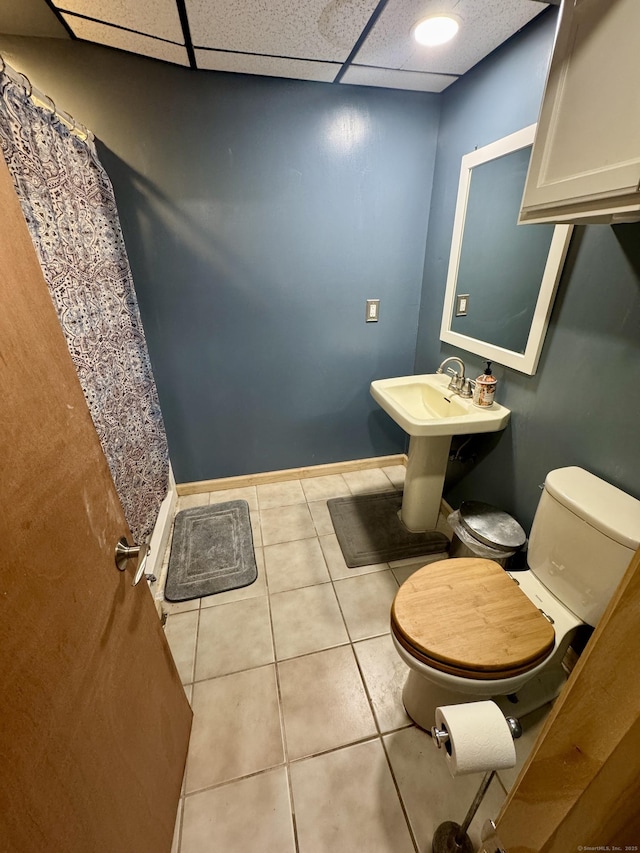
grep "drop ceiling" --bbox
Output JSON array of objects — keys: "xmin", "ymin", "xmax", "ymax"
[{"xmin": 2, "ymin": 0, "xmax": 550, "ymax": 93}]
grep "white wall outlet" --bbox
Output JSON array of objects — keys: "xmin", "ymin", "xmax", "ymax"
[{"xmin": 366, "ymin": 299, "xmax": 380, "ymax": 322}]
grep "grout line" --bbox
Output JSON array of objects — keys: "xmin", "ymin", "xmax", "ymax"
[
  {"xmin": 262, "ymin": 539, "xmax": 300, "ymax": 852},
  {"xmin": 287, "ymin": 733, "xmax": 382, "ymax": 766},
  {"xmin": 183, "ymin": 761, "xmax": 288, "ymax": 800},
  {"xmin": 380, "ymin": 734, "xmax": 421, "ymax": 853},
  {"xmin": 285, "ymin": 763, "xmax": 301, "ymax": 853},
  {"xmin": 350, "ymin": 634, "xmax": 383, "ymax": 738},
  {"xmin": 188, "ymin": 599, "xmax": 202, "ymax": 698},
  {"xmin": 318, "ymin": 523, "xmax": 359, "ymax": 655},
  {"xmin": 182, "ymin": 630, "xmax": 395, "ymax": 687},
  {"xmin": 179, "ymin": 723, "xmax": 412, "ymax": 802},
  {"xmin": 180, "ymin": 727, "xmax": 412, "ymax": 803},
  {"xmin": 265, "ymin": 579, "xmax": 290, "ymax": 763},
  {"xmin": 175, "ymin": 599, "xmax": 410, "ymax": 681}
]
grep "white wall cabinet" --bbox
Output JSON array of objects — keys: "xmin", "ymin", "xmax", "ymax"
[{"xmin": 519, "ymin": 0, "xmax": 640, "ymax": 225}]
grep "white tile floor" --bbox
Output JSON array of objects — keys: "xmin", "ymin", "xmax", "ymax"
[{"xmin": 162, "ymin": 465, "xmax": 548, "ymax": 853}]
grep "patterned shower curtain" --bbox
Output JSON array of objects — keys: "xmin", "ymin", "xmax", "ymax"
[{"xmin": 0, "ymin": 71, "xmax": 168, "ymax": 543}]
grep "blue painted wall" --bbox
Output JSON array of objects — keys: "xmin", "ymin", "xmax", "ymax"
[
  {"xmin": 0, "ymin": 37, "xmax": 439, "ymax": 483},
  {"xmin": 102, "ymin": 74, "xmax": 440, "ymax": 482},
  {"xmin": 417, "ymin": 10, "xmax": 640, "ymax": 529},
  {"xmin": 4, "ymin": 13, "xmax": 640, "ymax": 515}
]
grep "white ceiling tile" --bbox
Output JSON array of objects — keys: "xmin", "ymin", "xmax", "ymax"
[
  {"xmin": 54, "ymin": 0, "xmax": 184, "ymax": 44},
  {"xmin": 186, "ymin": 0, "xmax": 379, "ymax": 62},
  {"xmin": 15, "ymin": 0, "xmax": 550, "ymax": 91},
  {"xmin": 341, "ymin": 64, "xmax": 457, "ymax": 94},
  {"xmin": 355, "ymin": 0, "xmax": 545, "ymax": 76},
  {"xmin": 54, "ymin": 0, "xmax": 184, "ymax": 43},
  {"xmin": 194, "ymin": 50, "xmax": 339, "ymax": 83},
  {"xmin": 62, "ymin": 15, "xmax": 191, "ymax": 67}
]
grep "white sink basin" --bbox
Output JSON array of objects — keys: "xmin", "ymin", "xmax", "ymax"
[
  {"xmin": 370, "ymin": 373, "xmax": 510, "ymax": 532},
  {"xmin": 370, "ymin": 373, "xmax": 510, "ymax": 437}
]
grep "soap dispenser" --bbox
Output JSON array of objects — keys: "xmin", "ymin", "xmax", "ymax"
[{"xmin": 472, "ymin": 361, "xmax": 497, "ymax": 408}]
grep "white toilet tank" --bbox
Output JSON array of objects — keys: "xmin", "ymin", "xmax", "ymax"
[{"xmin": 528, "ymin": 467, "xmax": 640, "ymax": 626}]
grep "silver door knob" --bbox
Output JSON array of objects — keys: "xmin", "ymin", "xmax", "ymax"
[{"xmin": 114, "ymin": 537, "xmax": 154, "ymax": 586}]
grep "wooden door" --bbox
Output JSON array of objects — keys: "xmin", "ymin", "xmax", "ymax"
[
  {"xmin": 479, "ymin": 546, "xmax": 640, "ymax": 851},
  {"xmin": 0, "ymin": 153, "xmax": 192, "ymax": 853}
]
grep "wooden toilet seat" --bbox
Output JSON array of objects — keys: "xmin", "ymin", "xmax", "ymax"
[{"xmin": 391, "ymin": 558, "xmax": 556, "ymax": 680}]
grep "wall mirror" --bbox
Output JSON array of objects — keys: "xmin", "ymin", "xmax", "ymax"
[{"xmin": 440, "ymin": 125, "xmax": 573, "ymax": 375}]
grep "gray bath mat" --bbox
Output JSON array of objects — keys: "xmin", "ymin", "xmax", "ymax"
[
  {"xmin": 327, "ymin": 491, "xmax": 449, "ymax": 568},
  {"xmin": 165, "ymin": 500, "xmax": 257, "ymax": 601}
]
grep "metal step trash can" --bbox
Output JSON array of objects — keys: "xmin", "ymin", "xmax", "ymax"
[{"xmin": 447, "ymin": 500, "xmax": 526, "ymax": 570}]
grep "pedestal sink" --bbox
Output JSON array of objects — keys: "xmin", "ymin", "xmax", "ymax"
[{"xmin": 370, "ymin": 373, "xmax": 510, "ymax": 532}]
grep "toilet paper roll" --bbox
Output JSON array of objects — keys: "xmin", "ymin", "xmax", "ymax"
[{"xmin": 435, "ymin": 701, "xmax": 516, "ymax": 777}]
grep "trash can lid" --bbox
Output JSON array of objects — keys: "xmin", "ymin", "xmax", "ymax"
[{"xmin": 459, "ymin": 501, "xmax": 526, "ymax": 552}]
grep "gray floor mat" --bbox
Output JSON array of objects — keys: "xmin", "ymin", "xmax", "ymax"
[
  {"xmin": 165, "ymin": 500, "xmax": 257, "ymax": 601},
  {"xmin": 327, "ymin": 491, "xmax": 449, "ymax": 568}
]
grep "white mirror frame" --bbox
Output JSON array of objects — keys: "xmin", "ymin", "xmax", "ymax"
[{"xmin": 440, "ymin": 125, "xmax": 573, "ymax": 375}]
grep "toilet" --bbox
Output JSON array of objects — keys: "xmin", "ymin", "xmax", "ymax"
[{"xmin": 391, "ymin": 466, "xmax": 640, "ymax": 728}]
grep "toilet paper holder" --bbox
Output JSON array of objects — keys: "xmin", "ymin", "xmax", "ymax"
[
  {"xmin": 431, "ymin": 714, "xmax": 522, "ymax": 751},
  {"xmin": 430, "ymin": 714, "xmax": 522, "ymax": 853}
]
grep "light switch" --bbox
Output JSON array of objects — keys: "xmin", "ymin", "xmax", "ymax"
[
  {"xmin": 455, "ymin": 293, "xmax": 469, "ymax": 316},
  {"xmin": 366, "ymin": 299, "xmax": 380, "ymax": 322}
]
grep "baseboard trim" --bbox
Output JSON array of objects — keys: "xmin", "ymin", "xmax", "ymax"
[
  {"xmin": 440, "ymin": 497, "xmax": 454, "ymax": 517},
  {"xmin": 177, "ymin": 454, "xmax": 407, "ymax": 496}
]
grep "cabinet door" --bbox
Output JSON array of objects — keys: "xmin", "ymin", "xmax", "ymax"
[{"xmin": 520, "ymin": 0, "xmax": 640, "ymax": 223}]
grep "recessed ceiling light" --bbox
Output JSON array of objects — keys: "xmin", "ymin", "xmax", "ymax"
[{"xmin": 413, "ymin": 15, "xmax": 460, "ymax": 47}]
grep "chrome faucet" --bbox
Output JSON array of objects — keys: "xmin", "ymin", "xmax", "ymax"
[{"xmin": 436, "ymin": 356, "xmax": 473, "ymax": 397}]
